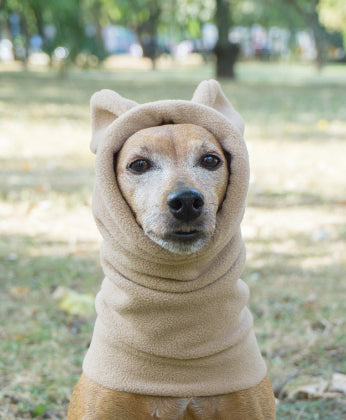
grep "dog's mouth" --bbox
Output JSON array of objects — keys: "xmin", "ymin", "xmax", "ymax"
[
  {"xmin": 164, "ymin": 229, "xmax": 203, "ymax": 241},
  {"xmin": 145, "ymin": 227, "xmax": 211, "ymax": 254},
  {"xmin": 172, "ymin": 230, "xmax": 199, "ymax": 239}
]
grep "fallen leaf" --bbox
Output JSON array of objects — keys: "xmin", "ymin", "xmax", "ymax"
[
  {"xmin": 23, "ymin": 160, "xmax": 32, "ymax": 172},
  {"xmin": 328, "ymin": 373, "xmax": 346, "ymax": 395},
  {"xmin": 321, "ymin": 392, "xmax": 346, "ymax": 399},
  {"xmin": 317, "ymin": 119, "xmax": 329, "ymax": 131},
  {"xmin": 289, "ymin": 379, "xmax": 328, "ymax": 400},
  {"xmin": 34, "ymin": 185, "xmax": 45, "ymax": 193},
  {"xmin": 12, "ymin": 334, "xmax": 25, "ymax": 341},
  {"xmin": 303, "ymin": 293, "xmax": 318, "ymax": 310},
  {"xmin": 8, "ymin": 286, "xmax": 30, "ymax": 299},
  {"xmin": 311, "ymin": 319, "xmax": 329, "ymax": 332},
  {"xmin": 59, "ymin": 291, "xmax": 94, "ymax": 316},
  {"xmin": 52, "ymin": 286, "xmax": 70, "ymax": 301}
]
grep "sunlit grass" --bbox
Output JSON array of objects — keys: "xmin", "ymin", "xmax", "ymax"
[{"xmin": 1, "ymin": 62, "xmax": 345, "ymax": 419}]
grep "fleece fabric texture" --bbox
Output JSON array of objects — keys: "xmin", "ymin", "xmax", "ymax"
[{"xmin": 82, "ymin": 80, "xmax": 267, "ymax": 397}]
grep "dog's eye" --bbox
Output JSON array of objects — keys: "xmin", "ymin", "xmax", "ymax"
[
  {"xmin": 200, "ymin": 154, "xmax": 221, "ymax": 170},
  {"xmin": 128, "ymin": 159, "xmax": 151, "ymax": 174}
]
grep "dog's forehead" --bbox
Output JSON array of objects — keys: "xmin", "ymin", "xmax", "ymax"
[{"xmin": 119, "ymin": 124, "xmax": 223, "ymax": 158}]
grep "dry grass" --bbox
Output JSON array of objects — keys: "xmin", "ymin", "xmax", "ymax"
[{"xmin": 0, "ymin": 62, "xmax": 345, "ymax": 419}]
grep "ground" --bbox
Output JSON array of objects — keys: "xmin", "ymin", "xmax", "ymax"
[{"xmin": 0, "ymin": 61, "xmax": 345, "ymax": 419}]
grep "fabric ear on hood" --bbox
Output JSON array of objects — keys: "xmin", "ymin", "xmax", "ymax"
[
  {"xmin": 90, "ymin": 89, "xmax": 138, "ymax": 153},
  {"xmin": 191, "ymin": 79, "xmax": 245, "ymax": 136}
]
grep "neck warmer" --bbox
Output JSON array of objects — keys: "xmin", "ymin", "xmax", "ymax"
[{"xmin": 82, "ymin": 80, "xmax": 267, "ymax": 397}]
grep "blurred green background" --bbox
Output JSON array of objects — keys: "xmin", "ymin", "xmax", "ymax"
[{"xmin": 0, "ymin": 1, "xmax": 345, "ymax": 419}]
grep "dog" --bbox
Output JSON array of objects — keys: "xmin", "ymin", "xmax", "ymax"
[{"xmin": 68, "ymin": 81, "xmax": 276, "ymax": 420}]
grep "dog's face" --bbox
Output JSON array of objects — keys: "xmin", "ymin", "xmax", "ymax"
[{"xmin": 116, "ymin": 124, "xmax": 229, "ymax": 254}]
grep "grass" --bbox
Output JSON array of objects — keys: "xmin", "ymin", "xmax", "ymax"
[{"xmin": 0, "ymin": 61, "xmax": 345, "ymax": 419}]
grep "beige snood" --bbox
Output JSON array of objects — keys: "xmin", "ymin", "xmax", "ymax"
[{"xmin": 82, "ymin": 80, "xmax": 267, "ymax": 396}]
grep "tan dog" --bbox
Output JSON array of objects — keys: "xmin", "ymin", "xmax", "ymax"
[{"xmin": 68, "ymin": 123, "xmax": 276, "ymax": 419}]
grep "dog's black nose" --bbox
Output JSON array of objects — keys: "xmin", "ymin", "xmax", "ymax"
[{"xmin": 167, "ymin": 188, "xmax": 204, "ymax": 222}]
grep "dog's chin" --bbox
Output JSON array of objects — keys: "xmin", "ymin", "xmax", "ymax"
[{"xmin": 146, "ymin": 231, "xmax": 211, "ymax": 255}]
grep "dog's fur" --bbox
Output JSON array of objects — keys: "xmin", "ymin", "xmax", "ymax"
[
  {"xmin": 69, "ymin": 372, "xmax": 275, "ymax": 419},
  {"xmin": 116, "ymin": 124, "xmax": 229, "ymax": 254},
  {"xmin": 68, "ymin": 123, "xmax": 276, "ymax": 419}
]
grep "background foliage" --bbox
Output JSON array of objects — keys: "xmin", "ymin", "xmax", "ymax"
[{"xmin": 0, "ymin": 0, "xmax": 344, "ymax": 72}]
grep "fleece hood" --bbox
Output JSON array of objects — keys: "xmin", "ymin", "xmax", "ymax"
[{"xmin": 82, "ymin": 80, "xmax": 267, "ymax": 396}]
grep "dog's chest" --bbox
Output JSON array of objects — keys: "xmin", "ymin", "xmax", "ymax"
[{"xmin": 149, "ymin": 396, "xmax": 221, "ymax": 419}]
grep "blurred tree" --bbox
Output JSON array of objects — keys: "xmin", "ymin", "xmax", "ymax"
[
  {"xmin": 280, "ymin": 0, "xmax": 330, "ymax": 68},
  {"xmin": 0, "ymin": 0, "xmax": 33, "ymax": 62},
  {"xmin": 1, "ymin": 0, "xmax": 341, "ymax": 75},
  {"xmin": 105, "ymin": 0, "xmax": 162, "ymax": 68},
  {"xmin": 233, "ymin": 0, "xmax": 305, "ymax": 29},
  {"xmin": 0, "ymin": 0, "xmax": 107, "ymax": 65},
  {"xmin": 233, "ymin": 0, "xmax": 339, "ymax": 68},
  {"xmin": 214, "ymin": 0, "xmax": 239, "ymax": 78},
  {"xmin": 318, "ymin": 0, "xmax": 346, "ymax": 49},
  {"xmin": 83, "ymin": 0, "xmax": 109, "ymax": 60},
  {"xmin": 173, "ymin": 0, "xmax": 215, "ymax": 39},
  {"xmin": 39, "ymin": 0, "xmax": 107, "ymax": 62},
  {"xmin": 102, "ymin": 0, "xmax": 214, "ymax": 68}
]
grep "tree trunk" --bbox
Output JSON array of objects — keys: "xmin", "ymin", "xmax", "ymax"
[
  {"xmin": 308, "ymin": 8, "xmax": 326, "ymax": 70},
  {"xmin": 283, "ymin": 0, "xmax": 326, "ymax": 70},
  {"xmin": 214, "ymin": 43, "xmax": 239, "ymax": 78},
  {"xmin": 31, "ymin": 4, "xmax": 45, "ymax": 42},
  {"xmin": 214, "ymin": 0, "xmax": 239, "ymax": 79},
  {"xmin": 136, "ymin": 5, "xmax": 161, "ymax": 69},
  {"xmin": 91, "ymin": 1, "xmax": 107, "ymax": 61},
  {"xmin": 19, "ymin": 13, "xmax": 29, "ymax": 68}
]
